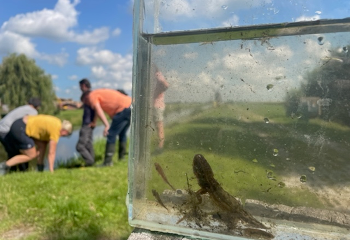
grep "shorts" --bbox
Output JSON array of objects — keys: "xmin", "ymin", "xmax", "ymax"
[
  {"xmin": 153, "ymin": 107, "xmax": 165, "ymax": 122},
  {"xmin": 4, "ymin": 119, "xmax": 35, "ymax": 157}
]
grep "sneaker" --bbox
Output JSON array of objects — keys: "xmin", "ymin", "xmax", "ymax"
[{"xmin": 0, "ymin": 162, "xmax": 9, "ymax": 176}]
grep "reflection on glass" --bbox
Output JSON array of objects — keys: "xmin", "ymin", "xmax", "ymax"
[{"xmin": 130, "ymin": 1, "xmax": 350, "ymax": 239}]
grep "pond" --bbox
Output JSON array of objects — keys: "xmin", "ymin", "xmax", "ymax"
[{"xmin": 54, "ymin": 125, "xmax": 106, "ymax": 167}]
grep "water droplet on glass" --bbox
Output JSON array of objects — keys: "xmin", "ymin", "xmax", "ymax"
[
  {"xmin": 266, "ymin": 84, "xmax": 274, "ymax": 90},
  {"xmin": 317, "ymin": 36, "xmax": 324, "ymax": 45},
  {"xmin": 278, "ymin": 182, "xmax": 285, "ymax": 188},
  {"xmin": 315, "ymin": 11, "xmax": 322, "ymax": 15},
  {"xmin": 266, "ymin": 171, "xmax": 276, "ymax": 181},
  {"xmin": 300, "ymin": 175, "xmax": 307, "ymax": 183},
  {"xmin": 308, "ymin": 166, "xmax": 315, "ymax": 172},
  {"xmin": 252, "ymin": 159, "xmax": 258, "ymax": 163},
  {"xmin": 264, "ymin": 118, "xmax": 270, "ymax": 123},
  {"xmin": 221, "ymin": 5, "xmax": 228, "ymax": 10},
  {"xmin": 343, "ymin": 46, "xmax": 348, "ymax": 53},
  {"xmin": 273, "ymin": 149, "xmax": 279, "ymax": 156}
]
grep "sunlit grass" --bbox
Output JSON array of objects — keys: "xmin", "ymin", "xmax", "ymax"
[{"xmin": 0, "ymin": 140, "xmax": 133, "ymax": 240}]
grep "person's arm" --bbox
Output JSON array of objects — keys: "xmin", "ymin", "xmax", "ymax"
[
  {"xmin": 156, "ymin": 71, "xmax": 169, "ymax": 89},
  {"xmin": 89, "ymin": 111, "xmax": 98, "ymax": 128},
  {"xmin": 93, "ymin": 102, "xmax": 110, "ymax": 136},
  {"xmin": 48, "ymin": 140, "xmax": 57, "ymax": 172}
]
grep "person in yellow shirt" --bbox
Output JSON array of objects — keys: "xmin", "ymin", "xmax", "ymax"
[{"xmin": 0, "ymin": 115, "xmax": 73, "ymax": 175}]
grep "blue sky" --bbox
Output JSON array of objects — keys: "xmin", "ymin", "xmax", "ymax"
[
  {"xmin": 0, "ymin": 0, "xmax": 349, "ymax": 101},
  {"xmin": 0, "ymin": 0, "xmax": 134, "ymax": 100}
]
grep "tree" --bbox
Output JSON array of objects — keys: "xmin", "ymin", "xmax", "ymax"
[
  {"xmin": 285, "ymin": 45, "xmax": 350, "ymax": 125},
  {"xmin": 0, "ymin": 53, "xmax": 57, "ymax": 114}
]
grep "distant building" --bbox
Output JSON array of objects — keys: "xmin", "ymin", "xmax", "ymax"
[{"xmin": 56, "ymin": 98, "xmax": 82, "ymax": 110}]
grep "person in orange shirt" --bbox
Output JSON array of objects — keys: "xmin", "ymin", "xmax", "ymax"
[
  {"xmin": 86, "ymin": 88, "xmax": 132, "ymax": 166},
  {"xmin": 0, "ymin": 115, "xmax": 73, "ymax": 175}
]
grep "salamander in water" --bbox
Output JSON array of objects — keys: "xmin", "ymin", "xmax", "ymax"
[{"xmin": 192, "ymin": 154, "xmax": 272, "ymax": 232}]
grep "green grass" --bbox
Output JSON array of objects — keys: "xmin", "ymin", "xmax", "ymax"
[
  {"xmin": 56, "ymin": 109, "xmax": 84, "ymax": 128},
  {"xmin": 0, "ymin": 140, "xmax": 133, "ymax": 240}
]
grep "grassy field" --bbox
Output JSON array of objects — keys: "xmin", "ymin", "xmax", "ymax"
[
  {"xmin": 56, "ymin": 109, "xmax": 84, "ymax": 128},
  {"xmin": 0, "ymin": 139, "xmax": 133, "ymax": 240}
]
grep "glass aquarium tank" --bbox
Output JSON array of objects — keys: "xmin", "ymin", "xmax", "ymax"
[{"xmin": 128, "ymin": 1, "xmax": 350, "ymax": 239}]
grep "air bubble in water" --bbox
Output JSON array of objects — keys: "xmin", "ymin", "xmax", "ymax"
[
  {"xmin": 222, "ymin": 5, "xmax": 228, "ymax": 10},
  {"xmin": 264, "ymin": 118, "xmax": 270, "ymax": 123},
  {"xmin": 300, "ymin": 175, "xmax": 307, "ymax": 183},
  {"xmin": 317, "ymin": 36, "xmax": 324, "ymax": 45},
  {"xmin": 273, "ymin": 148, "xmax": 279, "ymax": 156}
]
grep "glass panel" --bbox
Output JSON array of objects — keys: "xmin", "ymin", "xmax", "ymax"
[
  {"xmin": 143, "ymin": 0, "xmax": 350, "ymax": 33},
  {"xmin": 129, "ymin": 1, "xmax": 350, "ymax": 239}
]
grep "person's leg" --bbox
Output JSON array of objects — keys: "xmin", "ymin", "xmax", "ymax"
[
  {"xmin": 153, "ymin": 107, "xmax": 165, "ymax": 154},
  {"xmin": 118, "ymin": 121, "xmax": 130, "ymax": 160},
  {"xmin": 76, "ymin": 125, "xmax": 95, "ymax": 166},
  {"xmin": 103, "ymin": 108, "xmax": 131, "ymax": 166},
  {"xmin": 1, "ymin": 119, "xmax": 35, "ymax": 174},
  {"xmin": 5, "ymin": 147, "xmax": 37, "ymax": 167},
  {"xmin": 86, "ymin": 127, "xmax": 95, "ymax": 163},
  {"xmin": 156, "ymin": 120, "xmax": 165, "ymax": 149},
  {"xmin": 34, "ymin": 140, "xmax": 46, "ymax": 171},
  {"xmin": 0, "ymin": 133, "xmax": 19, "ymax": 172}
]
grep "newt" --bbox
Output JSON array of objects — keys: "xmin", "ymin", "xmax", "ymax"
[
  {"xmin": 152, "ymin": 189, "xmax": 168, "ymax": 211},
  {"xmin": 192, "ymin": 154, "xmax": 271, "ymax": 231},
  {"xmin": 154, "ymin": 163, "xmax": 176, "ymax": 191}
]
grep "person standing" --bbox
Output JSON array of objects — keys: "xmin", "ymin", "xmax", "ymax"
[
  {"xmin": 152, "ymin": 66, "xmax": 169, "ymax": 154},
  {"xmin": 76, "ymin": 79, "xmax": 95, "ymax": 166},
  {"xmin": 0, "ymin": 97, "xmax": 41, "ymax": 172},
  {"xmin": 86, "ymin": 88, "xmax": 132, "ymax": 166},
  {"xmin": 0, "ymin": 115, "xmax": 73, "ymax": 175}
]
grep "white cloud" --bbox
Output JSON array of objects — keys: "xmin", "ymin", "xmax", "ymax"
[
  {"xmin": 76, "ymin": 47, "xmax": 133, "ymax": 90},
  {"xmin": 222, "ymin": 15, "xmax": 239, "ymax": 27},
  {"xmin": 0, "ymin": 31, "xmax": 68, "ymax": 66},
  {"xmin": 1, "ymin": 0, "xmax": 109, "ymax": 44},
  {"xmin": 68, "ymin": 75, "xmax": 78, "ymax": 80},
  {"xmin": 295, "ymin": 15, "xmax": 321, "ymax": 22},
  {"xmin": 54, "ymin": 85, "xmax": 60, "ymax": 91},
  {"xmin": 148, "ymin": 0, "xmax": 271, "ymax": 21},
  {"xmin": 183, "ymin": 52, "xmax": 198, "ymax": 59},
  {"xmin": 112, "ymin": 28, "xmax": 121, "ymax": 37},
  {"xmin": 0, "ymin": 31, "xmax": 37, "ymax": 57},
  {"xmin": 0, "ymin": 0, "xmax": 110, "ymax": 66},
  {"xmin": 51, "ymin": 74, "xmax": 58, "ymax": 80}
]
